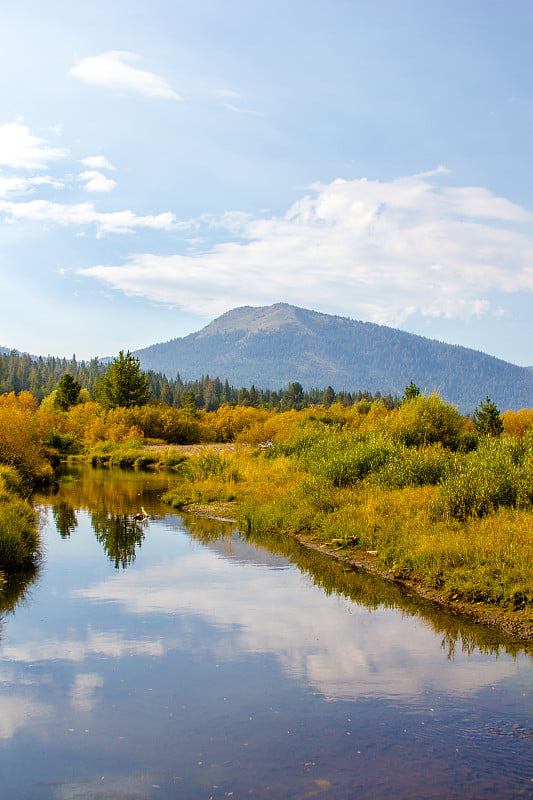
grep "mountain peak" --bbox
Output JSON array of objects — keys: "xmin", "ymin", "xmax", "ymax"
[
  {"xmin": 134, "ymin": 303, "xmax": 533, "ymax": 411},
  {"xmin": 197, "ymin": 303, "xmax": 308, "ymax": 338}
]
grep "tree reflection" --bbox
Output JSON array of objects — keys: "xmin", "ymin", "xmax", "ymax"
[
  {"xmin": 178, "ymin": 515, "xmax": 530, "ymax": 658},
  {"xmin": 91, "ymin": 505, "xmax": 146, "ymax": 569},
  {"xmin": 52, "ymin": 501, "xmax": 78, "ymax": 539},
  {"xmin": 0, "ymin": 568, "xmax": 39, "ymax": 643}
]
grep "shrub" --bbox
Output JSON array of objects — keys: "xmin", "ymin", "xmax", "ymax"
[
  {"xmin": 502, "ymin": 408, "xmax": 533, "ymax": 438},
  {"xmin": 436, "ymin": 436, "xmax": 533, "ymax": 520},
  {"xmin": 370, "ymin": 444, "xmax": 451, "ymax": 489},
  {"xmin": 44, "ymin": 429, "xmax": 79, "ymax": 454},
  {"xmin": 385, "ymin": 393, "xmax": 464, "ymax": 449},
  {"xmin": 0, "ymin": 392, "xmax": 49, "ymax": 481},
  {"xmin": 0, "ymin": 465, "xmax": 23, "ymax": 495},
  {"xmin": 157, "ymin": 450, "xmax": 187, "ymax": 468}
]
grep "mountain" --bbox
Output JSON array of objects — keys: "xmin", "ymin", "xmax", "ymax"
[{"xmin": 134, "ymin": 303, "xmax": 533, "ymax": 412}]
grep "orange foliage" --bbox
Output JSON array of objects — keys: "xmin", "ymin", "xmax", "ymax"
[
  {"xmin": 0, "ymin": 392, "xmax": 49, "ymax": 479},
  {"xmin": 502, "ymin": 409, "xmax": 533, "ymax": 438}
]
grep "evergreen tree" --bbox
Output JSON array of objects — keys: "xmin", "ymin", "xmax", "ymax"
[
  {"xmin": 238, "ymin": 387, "xmax": 251, "ymax": 406},
  {"xmin": 283, "ymin": 381, "xmax": 304, "ymax": 411},
  {"xmin": 322, "ymin": 386, "xmax": 336, "ymax": 407},
  {"xmin": 55, "ymin": 373, "xmax": 82, "ymax": 411},
  {"xmin": 473, "ymin": 396, "xmax": 503, "ymax": 437},
  {"xmin": 402, "ymin": 380, "xmax": 421, "ymax": 403},
  {"xmin": 96, "ymin": 351, "xmax": 151, "ymax": 409},
  {"xmin": 181, "ymin": 390, "xmax": 198, "ymax": 418}
]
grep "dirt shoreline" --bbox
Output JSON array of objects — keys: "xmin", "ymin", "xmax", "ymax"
[{"xmin": 184, "ymin": 501, "xmax": 533, "ymax": 646}]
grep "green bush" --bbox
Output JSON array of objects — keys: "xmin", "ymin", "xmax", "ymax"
[
  {"xmin": 436, "ymin": 436, "xmax": 533, "ymax": 520},
  {"xmin": 157, "ymin": 450, "xmax": 187, "ymax": 468},
  {"xmin": 301, "ymin": 432, "xmax": 397, "ymax": 487},
  {"xmin": 133, "ymin": 454, "xmax": 158, "ymax": 468},
  {"xmin": 45, "ymin": 429, "xmax": 79, "ymax": 454},
  {"xmin": 370, "ymin": 444, "xmax": 451, "ymax": 489},
  {"xmin": 0, "ymin": 464, "xmax": 23, "ymax": 495},
  {"xmin": 388, "ymin": 393, "xmax": 464, "ymax": 449}
]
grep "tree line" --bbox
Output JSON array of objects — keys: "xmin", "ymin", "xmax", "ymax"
[{"xmin": 0, "ymin": 349, "xmax": 401, "ymax": 412}]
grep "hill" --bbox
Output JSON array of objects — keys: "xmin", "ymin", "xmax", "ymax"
[{"xmin": 134, "ymin": 303, "xmax": 533, "ymax": 412}]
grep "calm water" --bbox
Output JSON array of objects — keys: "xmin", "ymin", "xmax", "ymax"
[{"xmin": 0, "ymin": 465, "xmax": 532, "ymax": 800}]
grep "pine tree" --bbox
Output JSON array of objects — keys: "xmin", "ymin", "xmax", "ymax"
[
  {"xmin": 55, "ymin": 373, "xmax": 82, "ymax": 411},
  {"xmin": 96, "ymin": 351, "xmax": 151, "ymax": 409},
  {"xmin": 473, "ymin": 396, "xmax": 503, "ymax": 437},
  {"xmin": 402, "ymin": 380, "xmax": 421, "ymax": 403}
]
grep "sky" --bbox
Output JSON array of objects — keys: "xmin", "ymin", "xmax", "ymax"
[{"xmin": 1, "ymin": 0, "xmax": 532, "ymax": 365}]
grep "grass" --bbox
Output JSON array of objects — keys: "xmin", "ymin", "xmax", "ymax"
[
  {"xmin": 77, "ymin": 441, "xmax": 189, "ymax": 471},
  {"xmin": 0, "ymin": 464, "xmax": 41, "ymax": 573},
  {"xmin": 162, "ymin": 426, "xmax": 533, "ymax": 622}
]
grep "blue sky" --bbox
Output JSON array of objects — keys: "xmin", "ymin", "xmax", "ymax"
[{"xmin": 1, "ymin": 0, "xmax": 532, "ymax": 365}]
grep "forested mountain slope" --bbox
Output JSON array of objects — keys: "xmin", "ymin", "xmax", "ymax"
[{"xmin": 134, "ymin": 303, "xmax": 533, "ymax": 412}]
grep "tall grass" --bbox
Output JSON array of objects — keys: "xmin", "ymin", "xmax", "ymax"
[
  {"xmin": 0, "ymin": 465, "xmax": 41, "ymax": 572},
  {"xmin": 163, "ymin": 424, "xmax": 533, "ymax": 614}
]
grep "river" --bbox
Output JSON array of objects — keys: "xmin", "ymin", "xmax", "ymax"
[{"xmin": 0, "ymin": 465, "xmax": 531, "ymax": 799}]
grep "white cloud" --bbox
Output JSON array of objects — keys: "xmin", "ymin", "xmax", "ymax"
[
  {"xmin": 0, "ymin": 175, "xmax": 64, "ymax": 198},
  {"xmin": 0, "ymin": 198, "xmax": 177, "ymax": 235},
  {"xmin": 213, "ymin": 88, "xmax": 261, "ymax": 115},
  {"xmin": 79, "ymin": 170, "xmax": 117, "ymax": 192},
  {"xmin": 213, "ymin": 89, "xmax": 241, "ymax": 100},
  {"xmin": 81, "ymin": 155, "xmax": 116, "ymax": 171},
  {"xmin": 0, "ymin": 122, "xmax": 66, "ymax": 169},
  {"xmin": 69, "ymin": 51, "xmax": 181, "ymax": 100},
  {"xmin": 78, "ymin": 171, "xmax": 533, "ymax": 324},
  {"xmin": 223, "ymin": 103, "xmax": 262, "ymax": 116}
]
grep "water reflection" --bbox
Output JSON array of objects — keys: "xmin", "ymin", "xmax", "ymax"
[
  {"xmin": 181, "ymin": 514, "xmax": 529, "ymax": 660},
  {"xmin": 0, "ymin": 466, "xmax": 531, "ymax": 800},
  {"xmin": 51, "ymin": 501, "xmax": 78, "ymax": 539},
  {"xmin": 91, "ymin": 505, "xmax": 146, "ymax": 569},
  {"xmin": 0, "ymin": 569, "xmax": 38, "ymax": 617},
  {"xmin": 71, "ymin": 517, "xmax": 526, "ymax": 704},
  {"xmin": 38, "ymin": 463, "xmax": 175, "ymax": 515},
  {"xmin": 34, "ymin": 464, "xmax": 174, "ymax": 568}
]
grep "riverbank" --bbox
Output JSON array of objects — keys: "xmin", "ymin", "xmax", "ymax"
[
  {"xmin": 181, "ymin": 498, "xmax": 533, "ymax": 643},
  {"xmin": 0, "ymin": 465, "xmax": 41, "ymax": 573},
  {"xmin": 162, "ymin": 428, "xmax": 533, "ymax": 644}
]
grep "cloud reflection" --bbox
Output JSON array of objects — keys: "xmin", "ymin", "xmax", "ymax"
[
  {"xmin": 0, "ymin": 695, "xmax": 51, "ymax": 739},
  {"xmin": 72, "ymin": 547, "xmax": 521, "ymax": 702},
  {"xmin": 1, "ymin": 628, "xmax": 165, "ymax": 663}
]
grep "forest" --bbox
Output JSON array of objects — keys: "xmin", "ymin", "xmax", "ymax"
[{"xmin": 0, "ymin": 348, "xmax": 400, "ymax": 411}]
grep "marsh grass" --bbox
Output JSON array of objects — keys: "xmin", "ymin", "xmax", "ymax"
[
  {"xmin": 157, "ymin": 450, "xmax": 187, "ymax": 469},
  {"xmin": 0, "ymin": 466, "xmax": 41, "ymax": 572},
  {"xmin": 163, "ymin": 429, "xmax": 533, "ymax": 612}
]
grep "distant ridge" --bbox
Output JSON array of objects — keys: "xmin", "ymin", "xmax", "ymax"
[{"xmin": 134, "ymin": 303, "xmax": 533, "ymax": 412}]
